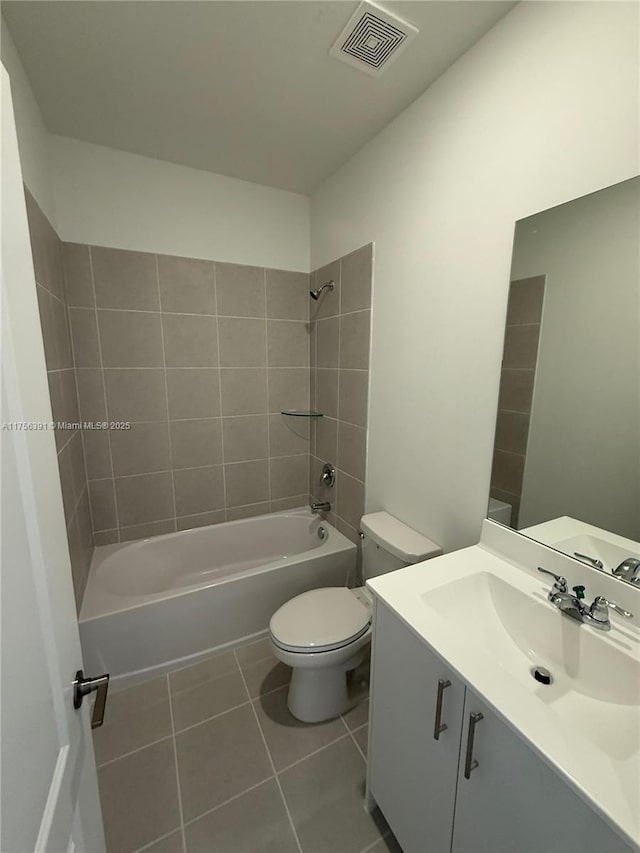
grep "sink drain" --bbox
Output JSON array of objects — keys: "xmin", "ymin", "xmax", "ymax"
[{"xmin": 531, "ymin": 666, "xmax": 553, "ymax": 685}]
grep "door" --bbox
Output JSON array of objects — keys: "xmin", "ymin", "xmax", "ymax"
[
  {"xmin": 368, "ymin": 600, "xmax": 465, "ymax": 853},
  {"xmin": 452, "ymin": 689, "xmax": 631, "ymax": 853},
  {"xmin": 1, "ymin": 65, "xmax": 105, "ymax": 852}
]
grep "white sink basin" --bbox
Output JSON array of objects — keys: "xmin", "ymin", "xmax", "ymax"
[{"xmin": 423, "ymin": 571, "xmax": 640, "ymax": 760}]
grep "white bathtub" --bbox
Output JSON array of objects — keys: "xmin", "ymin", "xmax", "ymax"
[{"xmin": 79, "ymin": 508, "xmax": 356, "ymax": 679}]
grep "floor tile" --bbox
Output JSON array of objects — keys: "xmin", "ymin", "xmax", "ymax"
[
  {"xmin": 138, "ymin": 830, "xmax": 184, "ymax": 853},
  {"xmin": 171, "ymin": 670, "xmax": 249, "ymax": 731},
  {"xmin": 175, "ymin": 704, "xmax": 273, "ymax": 822},
  {"xmin": 235, "ymin": 637, "xmax": 273, "ymax": 667},
  {"xmin": 343, "ymin": 698, "xmax": 369, "ymax": 732},
  {"xmin": 362, "ymin": 831, "xmax": 404, "ymax": 853},
  {"xmin": 97, "ymin": 738, "xmax": 180, "ymax": 853},
  {"xmin": 184, "ymin": 779, "xmax": 298, "ymax": 853},
  {"xmin": 93, "ymin": 676, "xmax": 172, "ymax": 766},
  {"xmin": 169, "ymin": 650, "xmax": 238, "ymax": 694},
  {"xmin": 279, "ymin": 737, "xmax": 382, "ymax": 853},
  {"xmin": 254, "ymin": 686, "xmax": 348, "ymax": 771},
  {"xmin": 353, "ymin": 725, "xmax": 368, "ymax": 757},
  {"xmin": 241, "ymin": 655, "xmax": 291, "ymax": 698}
]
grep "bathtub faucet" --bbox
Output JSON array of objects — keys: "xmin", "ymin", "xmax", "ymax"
[{"xmin": 311, "ymin": 501, "xmax": 331, "ymax": 514}]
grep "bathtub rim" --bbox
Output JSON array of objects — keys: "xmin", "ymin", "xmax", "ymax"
[{"xmin": 80, "ymin": 506, "xmax": 356, "ymax": 623}]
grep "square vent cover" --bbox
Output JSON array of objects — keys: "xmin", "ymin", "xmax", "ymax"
[{"xmin": 330, "ymin": 1, "xmax": 419, "ymax": 78}]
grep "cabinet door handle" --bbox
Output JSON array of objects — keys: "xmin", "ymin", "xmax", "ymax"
[
  {"xmin": 463, "ymin": 711, "xmax": 484, "ymax": 779},
  {"xmin": 433, "ymin": 678, "xmax": 451, "ymax": 740}
]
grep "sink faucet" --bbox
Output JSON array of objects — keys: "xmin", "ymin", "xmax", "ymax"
[
  {"xmin": 537, "ymin": 567, "xmax": 633, "ymax": 631},
  {"xmin": 612, "ymin": 557, "xmax": 640, "ymax": 585},
  {"xmin": 311, "ymin": 501, "xmax": 331, "ymax": 514}
]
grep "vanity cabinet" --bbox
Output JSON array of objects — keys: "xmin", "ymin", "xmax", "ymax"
[{"xmin": 369, "ymin": 601, "xmax": 632, "ymax": 853}]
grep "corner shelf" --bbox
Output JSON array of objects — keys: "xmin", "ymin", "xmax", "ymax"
[{"xmin": 281, "ymin": 410, "xmax": 324, "ymax": 418}]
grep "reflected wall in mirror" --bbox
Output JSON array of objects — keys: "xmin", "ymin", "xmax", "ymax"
[{"xmin": 488, "ymin": 177, "xmax": 640, "ymax": 583}]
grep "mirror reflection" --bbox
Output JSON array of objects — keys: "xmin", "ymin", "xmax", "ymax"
[{"xmin": 488, "ymin": 177, "xmax": 640, "ymax": 584}]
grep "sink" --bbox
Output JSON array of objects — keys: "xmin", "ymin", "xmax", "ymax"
[
  {"xmin": 553, "ymin": 534, "xmax": 639, "ymax": 574},
  {"xmin": 422, "ymin": 571, "xmax": 640, "ymax": 760}
]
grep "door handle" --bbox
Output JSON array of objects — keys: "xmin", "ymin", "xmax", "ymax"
[
  {"xmin": 73, "ymin": 669, "xmax": 110, "ymax": 729},
  {"xmin": 463, "ymin": 711, "xmax": 484, "ymax": 779},
  {"xmin": 433, "ymin": 678, "xmax": 451, "ymax": 740}
]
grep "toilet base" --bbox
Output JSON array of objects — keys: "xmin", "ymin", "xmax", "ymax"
[{"xmin": 286, "ymin": 648, "xmax": 366, "ymax": 723}]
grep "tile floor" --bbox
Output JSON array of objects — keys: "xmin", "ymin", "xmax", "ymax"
[{"xmin": 94, "ymin": 638, "xmax": 401, "ymax": 853}]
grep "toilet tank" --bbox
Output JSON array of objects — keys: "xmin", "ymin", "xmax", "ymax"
[{"xmin": 360, "ymin": 512, "xmax": 442, "ymax": 580}]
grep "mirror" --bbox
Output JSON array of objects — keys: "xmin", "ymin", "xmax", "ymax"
[{"xmin": 487, "ymin": 177, "xmax": 640, "ymax": 584}]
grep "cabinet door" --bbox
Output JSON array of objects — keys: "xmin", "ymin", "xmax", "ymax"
[
  {"xmin": 452, "ymin": 690, "xmax": 632, "ymax": 853},
  {"xmin": 368, "ymin": 601, "xmax": 465, "ymax": 853}
]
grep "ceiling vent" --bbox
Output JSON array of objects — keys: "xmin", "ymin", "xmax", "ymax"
[{"xmin": 330, "ymin": 1, "xmax": 419, "ymax": 78}]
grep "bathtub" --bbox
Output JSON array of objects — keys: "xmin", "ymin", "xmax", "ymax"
[{"xmin": 79, "ymin": 508, "xmax": 356, "ymax": 679}]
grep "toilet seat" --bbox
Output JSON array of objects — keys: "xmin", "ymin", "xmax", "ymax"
[{"xmin": 269, "ymin": 587, "xmax": 371, "ymax": 654}]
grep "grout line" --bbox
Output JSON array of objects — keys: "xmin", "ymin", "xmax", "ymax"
[
  {"xmin": 212, "ymin": 263, "xmax": 228, "ymax": 521},
  {"xmin": 347, "ymin": 725, "xmax": 367, "ymax": 764},
  {"xmin": 81, "ymin": 306, "xmax": 312, "ymax": 323},
  {"xmin": 95, "ymin": 733, "xmax": 175, "ymax": 770},
  {"xmin": 85, "ymin": 365, "xmax": 308, "ymax": 371},
  {"xmin": 235, "ymin": 651, "xmax": 304, "ymax": 853},
  {"xmin": 88, "ymin": 246, "xmax": 121, "ymax": 542},
  {"xmin": 132, "ymin": 826, "xmax": 184, "ymax": 853},
  {"xmin": 274, "ymin": 732, "xmax": 352, "ymax": 777},
  {"xmin": 180, "ymin": 776, "xmax": 276, "ymax": 832},
  {"xmin": 166, "ymin": 673, "xmax": 188, "ymax": 853},
  {"xmin": 172, "ymin": 699, "xmax": 252, "ymax": 736},
  {"xmin": 155, "ymin": 255, "xmax": 178, "ymax": 533},
  {"xmin": 335, "ymin": 260, "xmax": 343, "ymax": 523}
]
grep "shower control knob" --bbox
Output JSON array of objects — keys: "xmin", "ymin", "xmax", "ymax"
[{"xmin": 321, "ymin": 463, "xmax": 336, "ymax": 488}]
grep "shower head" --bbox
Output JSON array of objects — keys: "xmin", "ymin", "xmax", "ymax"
[{"xmin": 310, "ymin": 280, "xmax": 335, "ymax": 300}]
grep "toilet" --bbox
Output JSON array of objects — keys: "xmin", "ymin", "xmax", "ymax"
[{"xmin": 269, "ymin": 512, "xmax": 442, "ymax": 723}]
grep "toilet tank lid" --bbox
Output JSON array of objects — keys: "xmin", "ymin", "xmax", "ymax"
[{"xmin": 360, "ymin": 512, "xmax": 442, "ymax": 563}]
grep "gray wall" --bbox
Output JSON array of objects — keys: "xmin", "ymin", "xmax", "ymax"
[
  {"xmin": 24, "ymin": 189, "xmax": 93, "ymax": 610},
  {"xmin": 63, "ymin": 247, "xmax": 313, "ymax": 543},
  {"xmin": 309, "ymin": 244, "xmax": 372, "ymax": 546}
]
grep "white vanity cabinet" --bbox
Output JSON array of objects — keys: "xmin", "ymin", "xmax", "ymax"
[{"xmin": 368, "ymin": 600, "xmax": 632, "ymax": 853}]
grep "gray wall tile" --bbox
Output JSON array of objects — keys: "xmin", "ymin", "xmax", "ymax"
[
  {"xmin": 222, "ymin": 415, "xmax": 269, "ymax": 463},
  {"xmin": 497, "ymin": 368, "xmax": 535, "ymax": 413},
  {"xmin": 340, "ymin": 310, "xmax": 370, "ymax": 370},
  {"xmin": 311, "ymin": 260, "xmax": 341, "ymax": 320},
  {"xmin": 225, "ymin": 459, "xmax": 269, "ymax": 507},
  {"xmin": 92, "ymin": 246, "xmax": 160, "ymax": 311},
  {"xmin": 166, "ymin": 368, "xmax": 220, "ymax": 419},
  {"xmin": 506, "ymin": 276, "xmax": 545, "ymax": 325},
  {"xmin": 215, "ymin": 262, "xmax": 265, "ymax": 318},
  {"xmin": 173, "ymin": 465, "xmax": 225, "ymax": 516},
  {"xmin": 220, "ymin": 369, "xmax": 268, "ymax": 416},
  {"xmin": 62, "ymin": 242, "xmax": 94, "ymax": 308},
  {"xmin": 338, "ymin": 370, "xmax": 368, "ymax": 427},
  {"xmin": 158, "ymin": 255, "xmax": 215, "ymax": 314},
  {"xmin": 316, "ymin": 317, "xmax": 340, "ymax": 368},
  {"xmin": 115, "ymin": 472, "xmax": 174, "ymax": 527},
  {"xmin": 219, "ymin": 318, "xmax": 266, "ymax": 367},
  {"xmin": 69, "ymin": 308, "xmax": 101, "ymax": 367},
  {"xmin": 267, "ymin": 368, "xmax": 309, "ymax": 413},
  {"xmin": 76, "ymin": 369, "xmax": 107, "ymax": 421},
  {"xmin": 170, "ymin": 418, "xmax": 223, "ymax": 469},
  {"xmin": 336, "ymin": 472, "xmax": 365, "ymax": 530},
  {"xmin": 315, "ymin": 369, "xmax": 338, "ymax": 419},
  {"xmin": 89, "ymin": 479, "xmax": 118, "ymax": 531},
  {"xmin": 104, "ymin": 369, "xmax": 168, "ymax": 422},
  {"xmin": 340, "ymin": 244, "xmax": 372, "ymax": 313},
  {"xmin": 266, "ymin": 269, "xmax": 309, "ymax": 321},
  {"xmin": 267, "ymin": 320, "xmax": 309, "ymax": 367},
  {"xmin": 338, "ymin": 421, "xmax": 366, "ymax": 482},
  {"xmin": 120, "ymin": 519, "xmax": 176, "ymax": 542},
  {"xmin": 268, "ymin": 415, "xmax": 310, "ymax": 458},
  {"xmin": 270, "ymin": 455, "xmax": 308, "ymax": 500},
  {"xmin": 162, "ymin": 314, "xmax": 218, "ymax": 367},
  {"xmin": 99, "ymin": 310, "xmax": 164, "ymax": 367},
  {"xmin": 82, "ymin": 430, "xmax": 112, "ymax": 479},
  {"xmin": 110, "ymin": 422, "xmax": 171, "ymax": 476},
  {"xmin": 315, "ymin": 416, "xmax": 337, "ymax": 463}
]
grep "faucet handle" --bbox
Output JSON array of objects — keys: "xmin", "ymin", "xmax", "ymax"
[
  {"xmin": 591, "ymin": 596, "xmax": 633, "ymax": 620},
  {"xmin": 537, "ymin": 567, "xmax": 568, "ymax": 593}
]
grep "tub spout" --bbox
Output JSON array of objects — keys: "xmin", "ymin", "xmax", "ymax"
[{"xmin": 311, "ymin": 501, "xmax": 331, "ymax": 514}]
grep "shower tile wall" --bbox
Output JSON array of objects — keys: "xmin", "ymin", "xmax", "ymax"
[
  {"xmin": 64, "ymin": 245, "xmax": 312, "ymax": 543},
  {"xmin": 490, "ymin": 275, "xmax": 545, "ymax": 527},
  {"xmin": 309, "ymin": 244, "xmax": 372, "ymax": 544},
  {"xmin": 24, "ymin": 190, "xmax": 93, "ymax": 610}
]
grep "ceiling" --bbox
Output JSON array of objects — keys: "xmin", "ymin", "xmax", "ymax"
[{"xmin": 3, "ymin": 1, "xmax": 516, "ymax": 194}]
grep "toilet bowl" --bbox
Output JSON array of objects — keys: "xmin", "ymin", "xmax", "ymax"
[{"xmin": 269, "ymin": 512, "xmax": 441, "ymax": 722}]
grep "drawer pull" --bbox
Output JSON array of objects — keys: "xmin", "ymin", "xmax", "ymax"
[
  {"xmin": 464, "ymin": 711, "xmax": 484, "ymax": 779},
  {"xmin": 433, "ymin": 678, "xmax": 451, "ymax": 740}
]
